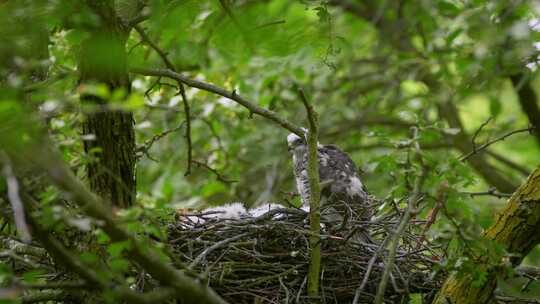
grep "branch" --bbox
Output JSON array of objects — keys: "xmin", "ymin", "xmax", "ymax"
[
  {"xmin": 470, "ymin": 116, "xmax": 493, "ymax": 153},
  {"xmin": 352, "ymin": 235, "xmax": 392, "ymax": 304},
  {"xmin": 134, "ymin": 26, "xmax": 193, "ymax": 175},
  {"xmin": 298, "ymin": 89, "xmax": 322, "ymax": 300},
  {"xmin": 461, "ymin": 189, "xmax": 512, "ymax": 199},
  {"xmin": 188, "ymin": 232, "xmax": 248, "ymax": 269},
  {"xmin": 434, "ymin": 167, "xmax": 540, "ymax": 303},
  {"xmin": 438, "ymin": 101, "xmax": 517, "ymax": 193},
  {"xmin": 460, "ymin": 126, "xmax": 535, "ymax": 161},
  {"xmin": 134, "ymin": 25, "xmax": 175, "ymax": 71},
  {"xmin": 130, "ymin": 67, "xmax": 305, "ymax": 136},
  {"xmin": 136, "ymin": 123, "xmax": 185, "ymax": 160},
  {"xmin": 375, "ymin": 127, "xmax": 428, "ymax": 304},
  {"xmin": 20, "ymin": 195, "xmax": 173, "ymax": 304},
  {"xmin": 20, "ymin": 146, "xmax": 227, "ymax": 304},
  {"xmin": 21, "ymin": 290, "xmax": 66, "ymax": 303},
  {"xmin": 191, "ymin": 160, "xmax": 237, "ymax": 184}
]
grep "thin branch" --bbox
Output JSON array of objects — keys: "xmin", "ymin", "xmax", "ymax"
[
  {"xmin": 375, "ymin": 127, "xmax": 428, "ymax": 304},
  {"xmin": 188, "ymin": 233, "xmax": 248, "ymax": 269},
  {"xmin": 1, "ymin": 155, "xmax": 31, "ymax": 243},
  {"xmin": 298, "ymin": 89, "xmax": 321, "ymax": 300},
  {"xmin": 128, "ymin": 7, "xmax": 151, "ymax": 27},
  {"xmin": 136, "ymin": 123, "xmax": 185, "ymax": 161},
  {"xmin": 254, "ymin": 20, "xmax": 286, "ymax": 29},
  {"xmin": 134, "ymin": 25, "xmax": 175, "ymax": 71},
  {"xmin": 471, "ymin": 116, "xmax": 493, "ymax": 153},
  {"xmin": 191, "ymin": 160, "xmax": 237, "ymax": 184},
  {"xmin": 352, "ymin": 235, "xmax": 392, "ymax": 304},
  {"xmin": 134, "ymin": 26, "xmax": 195, "ymax": 175},
  {"xmin": 23, "ymin": 147, "xmax": 227, "ymax": 304},
  {"xmin": 22, "ymin": 290, "xmax": 66, "ymax": 303},
  {"xmin": 461, "ymin": 189, "xmax": 512, "ymax": 199},
  {"xmin": 130, "ymin": 67, "xmax": 305, "ymax": 136},
  {"xmin": 460, "ymin": 126, "xmax": 535, "ymax": 161},
  {"xmin": 438, "ymin": 101, "xmax": 517, "ymax": 193}
]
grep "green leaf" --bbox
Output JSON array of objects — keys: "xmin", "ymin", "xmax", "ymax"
[
  {"xmin": 109, "ymin": 258, "xmax": 130, "ymax": 272},
  {"xmin": 107, "ymin": 241, "xmax": 132, "ymax": 258},
  {"xmin": 96, "ymin": 230, "xmax": 111, "ymax": 245},
  {"xmin": 80, "ymin": 252, "xmax": 99, "ymax": 264},
  {"xmin": 200, "ymin": 181, "xmax": 228, "ymax": 197}
]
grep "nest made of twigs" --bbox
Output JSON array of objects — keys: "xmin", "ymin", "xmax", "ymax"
[{"xmin": 167, "ymin": 201, "xmax": 445, "ymax": 303}]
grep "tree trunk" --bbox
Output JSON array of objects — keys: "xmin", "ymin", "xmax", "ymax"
[
  {"xmin": 434, "ymin": 167, "xmax": 540, "ymax": 303},
  {"xmin": 79, "ymin": 2, "xmax": 135, "ymax": 208}
]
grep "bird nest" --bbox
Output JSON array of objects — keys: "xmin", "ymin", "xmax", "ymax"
[{"xmin": 167, "ymin": 201, "xmax": 445, "ymax": 303}]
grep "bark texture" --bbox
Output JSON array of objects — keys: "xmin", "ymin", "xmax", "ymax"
[
  {"xmin": 434, "ymin": 167, "xmax": 540, "ymax": 304},
  {"xmin": 80, "ymin": 2, "xmax": 135, "ymax": 208}
]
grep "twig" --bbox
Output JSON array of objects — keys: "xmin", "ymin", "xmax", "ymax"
[
  {"xmin": 191, "ymin": 160, "xmax": 238, "ymax": 184},
  {"xmin": 461, "ymin": 189, "xmax": 512, "ymax": 199},
  {"xmin": 134, "ymin": 25, "xmax": 175, "ymax": 71},
  {"xmin": 23, "ymin": 146, "xmax": 227, "ymax": 304},
  {"xmin": 352, "ymin": 235, "xmax": 391, "ymax": 304},
  {"xmin": 134, "ymin": 25, "xmax": 194, "ymax": 175},
  {"xmin": 296, "ymin": 276, "xmax": 308, "ymax": 304},
  {"xmin": 254, "ymin": 20, "xmax": 286, "ymax": 29},
  {"xmin": 298, "ymin": 89, "xmax": 322, "ymax": 300},
  {"xmin": 130, "ymin": 67, "xmax": 305, "ymax": 136},
  {"xmin": 416, "ymin": 181, "xmax": 448, "ymax": 249},
  {"xmin": 374, "ymin": 127, "xmax": 428, "ymax": 304},
  {"xmin": 438, "ymin": 101, "xmax": 517, "ymax": 193},
  {"xmin": 189, "ymin": 233, "xmax": 249, "ymax": 269},
  {"xmin": 471, "ymin": 117, "xmax": 493, "ymax": 153},
  {"xmin": 128, "ymin": 7, "xmax": 151, "ymax": 28},
  {"xmin": 460, "ymin": 126, "xmax": 535, "ymax": 161},
  {"xmin": 1, "ymin": 155, "xmax": 31, "ymax": 243},
  {"xmin": 21, "ymin": 290, "xmax": 66, "ymax": 303},
  {"xmin": 136, "ymin": 123, "xmax": 185, "ymax": 160}
]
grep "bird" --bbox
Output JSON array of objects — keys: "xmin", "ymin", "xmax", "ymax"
[{"xmin": 287, "ymin": 130, "xmax": 371, "ymax": 240}]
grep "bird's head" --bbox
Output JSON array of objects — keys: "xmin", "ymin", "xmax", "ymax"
[{"xmin": 287, "ymin": 129, "xmax": 307, "ymax": 153}]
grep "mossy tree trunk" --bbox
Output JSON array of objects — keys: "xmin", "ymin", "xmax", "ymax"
[
  {"xmin": 434, "ymin": 167, "xmax": 540, "ymax": 303},
  {"xmin": 79, "ymin": 1, "xmax": 135, "ymax": 208}
]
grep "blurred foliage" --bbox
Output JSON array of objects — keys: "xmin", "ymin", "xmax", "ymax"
[{"xmin": 2, "ymin": 0, "xmax": 540, "ymax": 302}]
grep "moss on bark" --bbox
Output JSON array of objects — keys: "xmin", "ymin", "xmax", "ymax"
[{"xmin": 434, "ymin": 167, "xmax": 540, "ymax": 303}]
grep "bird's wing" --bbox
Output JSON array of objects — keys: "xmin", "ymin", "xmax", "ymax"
[{"xmin": 318, "ymin": 144, "xmax": 369, "ymax": 200}]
